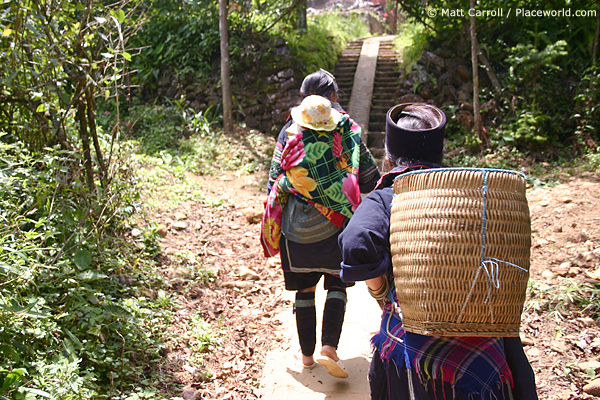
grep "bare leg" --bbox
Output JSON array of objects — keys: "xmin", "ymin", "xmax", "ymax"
[
  {"xmin": 320, "ymin": 344, "xmax": 339, "ymax": 362},
  {"xmin": 317, "ymin": 288, "xmax": 348, "ymax": 378}
]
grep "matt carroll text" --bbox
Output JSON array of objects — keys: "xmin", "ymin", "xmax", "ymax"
[
  {"xmin": 434, "ymin": 8, "xmax": 597, "ymax": 18},
  {"xmin": 438, "ymin": 8, "xmax": 503, "ymax": 17}
]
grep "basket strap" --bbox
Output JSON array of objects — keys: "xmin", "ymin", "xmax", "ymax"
[{"xmin": 456, "ymin": 170, "xmax": 529, "ymax": 324}]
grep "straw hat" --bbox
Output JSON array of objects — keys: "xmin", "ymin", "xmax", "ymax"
[{"xmin": 291, "ymin": 95, "xmax": 342, "ymax": 132}]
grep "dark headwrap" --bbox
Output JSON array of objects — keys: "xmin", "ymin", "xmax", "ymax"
[{"xmin": 385, "ymin": 103, "xmax": 446, "ymax": 162}]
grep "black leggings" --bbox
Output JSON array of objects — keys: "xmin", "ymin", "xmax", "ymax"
[{"xmin": 295, "ymin": 288, "xmax": 347, "ymax": 357}]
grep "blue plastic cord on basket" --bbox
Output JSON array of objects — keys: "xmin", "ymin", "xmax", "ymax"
[
  {"xmin": 478, "ymin": 171, "xmax": 529, "ymax": 298},
  {"xmin": 391, "ymin": 167, "xmax": 527, "ymax": 180},
  {"xmin": 392, "ymin": 168, "xmax": 530, "ymax": 324}
]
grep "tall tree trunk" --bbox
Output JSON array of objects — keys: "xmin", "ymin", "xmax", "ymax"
[
  {"xmin": 469, "ymin": 0, "xmax": 487, "ymax": 148},
  {"xmin": 219, "ymin": 0, "xmax": 233, "ymax": 135},
  {"xmin": 85, "ymin": 88, "xmax": 107, "ymax": 188},
  {"xmin": 77, "ymin": 97, "xmax": 95, "ymax": 192},
  {"xmin": 478, "ymin": 52, "xmax": 502, "ymax": 92},
  {"xmin": 297, "ymin": 0, "xmax": 307, "ymax": 30},
  {"xmin": 392, "ymin": 0, "xmax": 399, "ymax": 34},
  {"xmin": 594, "ymin": 0, "xmax": 600, "ymax": 65}
]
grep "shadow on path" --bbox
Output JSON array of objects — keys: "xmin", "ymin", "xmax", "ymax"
[
  {"xmin": 260, "ymin": 283, "xmax": 382, "ymax": 399},
  {"xmin": 284, "ymin": 355, "xmax": 372, "ymax": 398}
]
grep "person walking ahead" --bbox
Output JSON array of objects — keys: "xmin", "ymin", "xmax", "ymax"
[{"xmin": 261, "ymin": 70, "xmax": 379, "ymax": 378}]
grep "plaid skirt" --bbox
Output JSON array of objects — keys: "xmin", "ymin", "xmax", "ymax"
[{"xmin": 371, "ymin": 305, "xmax": 514, "ymax": 400}]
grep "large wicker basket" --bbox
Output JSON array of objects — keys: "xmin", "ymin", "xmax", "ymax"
[{"xmin": 390, "ymin": 168, "xmax": 531, "ymax": 337}]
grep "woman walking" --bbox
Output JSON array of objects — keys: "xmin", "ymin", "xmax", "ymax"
[
  {"xmin": 338, "ymin": 102, "xmax": 538, "ymax": 399},
  {"xmin": 261, "ymin": 69, "xmax": 380, "ymax": 378}
]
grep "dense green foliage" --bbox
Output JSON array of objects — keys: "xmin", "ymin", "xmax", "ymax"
[
  {"xmin": 397, "ymin": 0, "xmax": 600, "ymax": 159},
  {"xmin": 126, "ymin": 100, "xmax": 272, "ymax": 174},
  {"xmin": 131, "ymin": 0, "xmax": 220, "ymax": 82},
  {"xmin": 0, "ymin": 1, "xmax": 178, "ymax": 397},
  {"xmin": 131, "ymin": 0, "xmax": 369, "ymax": 93},
  {"xmin": 0, "ymin": 139, "xmax": 170, "ymax": 398},
  {"xmin": 285, "ymin": 12, "xmax": 371, "ymax": 74},
  {"xmin": 2, "ymin": 0, "xmax": 599, "ymax": 398}
]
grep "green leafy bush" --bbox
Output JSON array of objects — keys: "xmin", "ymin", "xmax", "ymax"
[
  {"xmin": 399, "ymin": 0, "xmax": 598, "ymax": 159},
  {"xmin": 126, "ymin": 103, "xmax": 188, "ymax": 155},
  {"xmin": 394, "ymin": 19, "xmax": 429, "ymax": 73},
  {"xmin": 574, "ymin": 66, "xmax": 600, "ymax": 150},
  {"xmin": 123, "ymin": 102, "xmax": 272, "ymax": 176},
  {"xmin": 0, "ymin": 141, "xmax": 174, "ymax": 397},
  {"xmin": 526, "ymin": 278, "xmax": 600, "ymax": 321},
  {"xmin": 131, "ymin": 0, "xmax": 220, "ymax": 83},
  {"xmin": 286, "ymin": 11, "xmax": 370, "ymax": 74}
]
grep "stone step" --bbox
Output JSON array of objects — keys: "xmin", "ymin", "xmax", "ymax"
[
  {"xmin": 334, "ymin": 38, "xmax": 402, "ymax": 158},
  {"xmin": 371, "ymin": 105, "xmax": 395, "ymax": 114},
  {"xmin": 372, "ymin": 88, "xmax": 397, "ymax": 96},
  {"xmin": 375, "ymin": 75, "xmax": 400, "ymax": 81},
  {"xmin": 367, "ymin": 125, "xmax": 384, "ymax": 135},
  {"xmin": 375, "ymin": 64, "xmax": 398, "ymax": 70},
  {"xmin": 336, "ymin": 60, "xmax": 359, "ymax": 67},
  {"xmin": 365, "ymin": 39, "xmax": 400, "ymax": 157},
  {"xmin": 372, "ymin": 97, "xmax": 397, "ymax": 104},
  {"xmin": 368, "ymin": 147, "xmax": 386, "ymax": 160},
  {"xmin": 376, "ymin": 59, "xmax": 398, "ymax": 65},
  {"xmin": 369, "ymin": 116, "xmax": 387, "ymax": 126},
  {"xmin": 374, "ymin": 75, "xmax": 399, "ymax": 83},
  {"xmin": 336, "ymin": 67, "xmax": 357, "ymax": 73},
  {"xmin": 367, "ymin": 130, "xmax": 385, "ymax": 147}
]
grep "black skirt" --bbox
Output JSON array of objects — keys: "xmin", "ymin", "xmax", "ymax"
[{"xmin": 279, "ymin": 232, "xmax": 355, "ymax": 291}]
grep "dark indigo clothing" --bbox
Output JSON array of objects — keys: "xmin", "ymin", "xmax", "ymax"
[
  {"xmin": 280, "ymin": 232, "xmax": 354, "ymax": 291},
  {"xmin": 504, "ymin": 336, "xmax": 539, "ymax": 400},
  {"xmin": 339, "ymin": 165, "xmax": 538, "ymax": 400},
  {"xmin": 368, "ymin": 350, "xmax": 513, "ymax": 400}
]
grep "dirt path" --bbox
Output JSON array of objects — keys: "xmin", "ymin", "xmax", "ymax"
[
  {"xmin": 151, "ymin": 167, "xmax": 600, "ymax": 399},
  {"xmin": 522, "ymin": 172, "xmax": 600, "ymax": 399}
]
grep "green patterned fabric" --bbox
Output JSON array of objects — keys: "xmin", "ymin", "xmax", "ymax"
[
  {"xmin": 278, "ymin": 114, "xmax": 362, "ymax": 222},
  {"xmin": 261, "ymin": 114, "xmax": 363, "ymax": 257}
]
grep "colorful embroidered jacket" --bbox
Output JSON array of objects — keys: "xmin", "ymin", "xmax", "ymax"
[{"xmin": 339, "ymin": 164, "xmax": 538, "ymax": 400}]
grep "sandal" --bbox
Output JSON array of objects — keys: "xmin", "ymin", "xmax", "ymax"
[
  {"xmin": 302, "ymin": 361, "xmax": 317, "ymax": 371},
  {"xmin": 316, "ymin": 356, "xmax": 349, "ymax": 379},
  {"xmin": 296, "ymin": 350, "xmax": 317, "ymax": 371}
]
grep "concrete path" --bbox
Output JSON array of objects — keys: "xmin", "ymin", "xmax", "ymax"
[
  {"xmin": 259, "ymin": 35, "xmax": 394, "ymax": 399},
  {"xmin": 347, "ymin": 34, "xmax": 397, "ymax": 144},
  {"xmin": 259, "ymin": 283, "xmax": 382, "ymax": 399}
]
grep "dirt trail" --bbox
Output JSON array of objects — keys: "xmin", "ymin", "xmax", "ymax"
[
  {"xmin": 522, "ymin": 172, "xmax": 600, "ymax": 399},
  {"xmin": 152, "ymin": 167, "xmax": 600, "ymax": 399}
]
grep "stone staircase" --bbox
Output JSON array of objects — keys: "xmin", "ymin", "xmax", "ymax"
[
  {"xmin": 367, "ymin": 40, "xmax": 401, "ymax": 159},
  {"xmin": 333, "ymin": 37, "xmax": 401, "ymax": 161},
  {"xmin": 333, "ymin": 39, "xmax": 364, "ymax": 111}
]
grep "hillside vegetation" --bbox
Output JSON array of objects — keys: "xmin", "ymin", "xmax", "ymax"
[{"xmin": 1, "ymin": 0, "xmax": 599, "ymax": 398}]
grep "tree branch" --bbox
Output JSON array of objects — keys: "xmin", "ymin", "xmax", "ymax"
[{"xmin": 258, "ymin": 0, "xmax": 305, "ymax": 34}]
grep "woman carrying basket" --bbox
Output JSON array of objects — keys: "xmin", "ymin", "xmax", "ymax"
[{"xmin": 338, "ymin": 103, "xmax": 537, "ymax": 399}]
